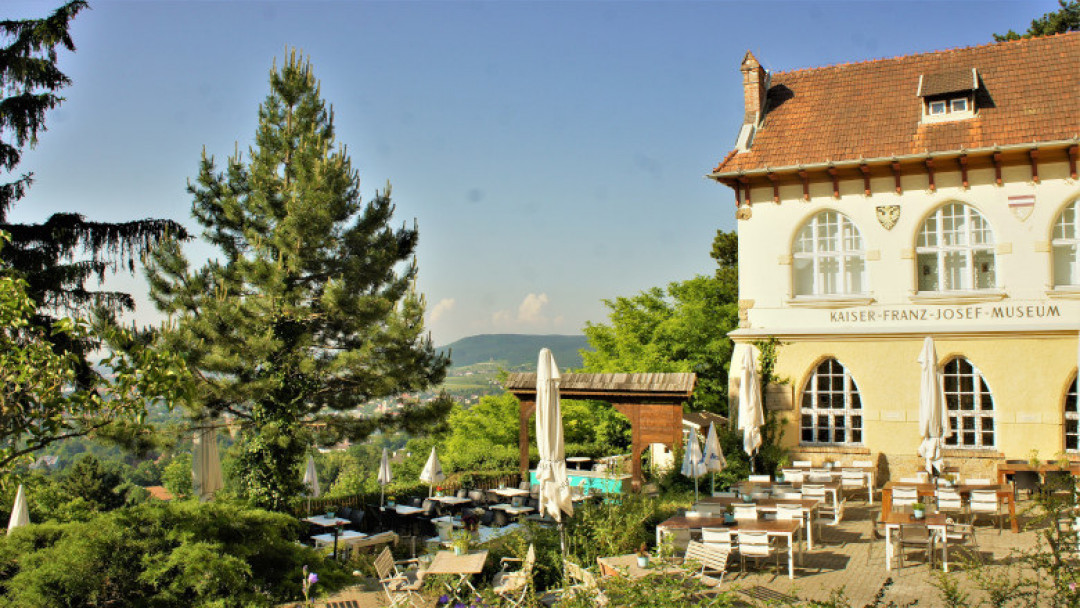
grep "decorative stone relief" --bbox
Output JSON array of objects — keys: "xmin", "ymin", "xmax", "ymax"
[
  {"xmin": 875, "ymin": 205, "xmax": 900, "ymax": 230},
  {"xmin": 738, "ymin": 299, "xmax": 754, "ymax": 328},
  {"xmin": 736, "ymin": 205, "xmax": 752, "ymax": 220}
]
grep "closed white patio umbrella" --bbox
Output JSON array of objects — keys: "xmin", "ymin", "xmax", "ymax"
[
  {"xmin": 535, "ymin": 348, "xmax": 573, "ymax": 523},
  {"xmin": 917, "ymin": 336, "xmax": 951, "ymax": 477},
  {"xmin": 192, "ymin": 420, "xmax": 223, "ymax": 501},
  {"xmin": 702, "ymin": 422, "xmax": 727, "ymax": 494},
  {"xmin": 419, "ymin": 447, "xmax": 446, "ymax": 497},
  {"xmin": 681, "ymin": 429, "xmax": 708, "ymax": 502},
  {"xmin": 7, "ymin": 484, "xmax": 29, "ymax": 535},
  {"xmin": 378, "ymin": 447, "xmax": 393, "ymax": 507},
  {"xmin": 738, "ymin": 345, "xmax": 765, "ymax": 466},
  {"xmin": 303, "ymin": 453, "xmax": 321, "ymax": 495}
]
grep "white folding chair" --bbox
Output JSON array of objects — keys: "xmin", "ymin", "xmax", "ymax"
[
  {"xmin": 892, "ymin": 486, "xmax": 919, "ymax": 510},
  {"xmin": 732, "ymin": 503, "xmax": 759, "ymax": 521}
]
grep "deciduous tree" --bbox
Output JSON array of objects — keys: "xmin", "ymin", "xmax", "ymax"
[
  {"xmin": 147, "ymin": 50, "xmax": 450, "ymax": 511},
  {"xmin": 582, "ymin": 230, "xmax": 740, "ymax": 414}
]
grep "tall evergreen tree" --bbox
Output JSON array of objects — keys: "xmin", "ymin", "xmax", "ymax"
[
  {"xmin": 147, "ymin": 50, "xmax": 450, "ymax": 510},
  {"xmin": 995, "ymin": 0, "xmax": 1080, "ymax": 41},
  {"xmin": 0, "ymin": 1, "xmax": 187, "ymax": 382}
]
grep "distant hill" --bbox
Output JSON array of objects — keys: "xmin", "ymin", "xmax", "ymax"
[{"xmin": 439, "ymin": 334, "xmax": 591, "ymax": 370}]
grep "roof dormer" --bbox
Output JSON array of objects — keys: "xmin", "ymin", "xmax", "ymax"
[{"xmin": 918, "ymin": 68, "xmax": 978, "ymax": 123}]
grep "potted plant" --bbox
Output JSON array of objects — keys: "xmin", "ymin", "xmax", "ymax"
[
  {"xmin": 636, "ymin": 543, "xmax": 650, "ymax": 569},
  {"xmin": 1028, "ymin": 449, "xmax": 1041, "ymax": 468},
  {"xmin": 912, "ymin": 500, "xmax": 926, "ymax": 520},
  {"xmin": 723, "ymin": 504, "xmax": 735, "ymax": 524},
  {"xmin": 387, "ymin": 496, "xmax": 396, "ymax": 507},
  {"xmin": 450, "ymin": 529, "xmax": 472, "ymax": 556}
]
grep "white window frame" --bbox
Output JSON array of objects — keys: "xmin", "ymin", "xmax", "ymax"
[
  {"xmin": 800, "ymin": 358, "xmax": 863, "ymax": 446},
  {"xmin": 916, "ymin": 203, "xmax": 996, "ymax": 292},
  {"xmin": 792, "ymin": 211, "xmax": 866, "ymax": 297},
  {"xmin": 929, "ymin": 100, "xmax": 947, "ymax": 115},
  {"xmin": 1052, "ymin": 200, "xmax": 1080, "ymax": 287},
  {"xmin": 950, "ymin": 97, "xmax": 968, "ymax": 112},
  {"xmin": 942, "ymin": 357, "xmax": 995, "ymax": 449},
  {"xmin": 1066, "ymin": 375, "xmax": 1079, "ymax": 452}
]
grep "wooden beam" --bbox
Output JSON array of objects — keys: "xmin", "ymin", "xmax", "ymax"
[
  {"xmin": 1029, "ymin": 149, "xmax": 1040, "ymax": 183},
  {"xmin": 925, "ymin": 158, "xmax": 936, "ymax": 192},
  {"xmin": 519, "ymin": 400, "xmax": 535, "ymax": 482},
  {"xmin": 732, "ymin": 180, "xmax": 742, "ymax": 207},
  {"xmin": 992, "ymin": 151, "xmax": 1003, "ymax": 186},
  {"xmin": 891, "ymin": 161, "xmax": 902, "ymax": 194},
  {"xmin": 859, "ymin": 164, "xmax": 871, "ymax": 196},
  {"xmin": 958, "ymin": 154, "xmax": 969, "ymax": 189},
  {"xmin": 828, "ymin": 166, "xmax": 839, "ymax": 199},
  {"xmin": 1069, "ymin": 145, "xmax": 1078, "ymax": 180},
  {"xmin": 766, "ymin": 172, "xmax": 780, "ymax": 203},
  {"xmin": 798, "ymin": 169, "xmax": 810, "ymax": 201}
]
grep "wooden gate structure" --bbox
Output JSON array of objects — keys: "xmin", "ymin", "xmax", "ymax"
[{"xmin": 504, "ymin": 373, "xmax": 697, "ymax": 491}]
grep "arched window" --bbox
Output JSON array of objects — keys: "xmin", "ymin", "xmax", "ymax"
[
  {"xmin": 800, "ymin": 358, "xmax": 863, "ymax": 445},
  {"xmin": 942, "ymin": 357, "xmax": 995, "ymax": 448},
  {"xmin": 1066, "ymin": 374, "xmax": 1079, "ymax": 452},
  {"xmin": 916, "ymin": 203, "xmax": 995, "ymax": 292},
  {"xmin": 793, "ymin": 211, "xmax": 866, "ymax": 296},
  {"xmin": 1052, "ymin": 200, "xmax": 1080, "ymax": 287}
]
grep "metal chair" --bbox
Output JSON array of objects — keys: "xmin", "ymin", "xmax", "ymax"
[
  {"xmin": 733, "ymin": 503, "xmax": 759, "ymax": 521},
  {"xmin": 737, "ymin": 531, "xmax": 781, "ymax": 574},
  {"xmin": 700, "ymin": 527, "xmax": 734, "ymax": 552},
  {"xmin": 747, "ymin": 474, "xmax": 771, "ymax": 483},
  {"xmin": 935, "ymin": 487, "xmax": 964, "ymax": 519},
  {"xmin": 841, "ymin": 468, "xmax": 868, "ymax": 501},
  {"xmin": 896, "ymin": 523, "xmax": 937, "ymax": 569},
  {"xmin": 892, "ymin": 486, "xmax": 919, "ymax": 510},
  {"xmin": 969, "ymin": 489, "xmax": 1004, "ymax": 532}
]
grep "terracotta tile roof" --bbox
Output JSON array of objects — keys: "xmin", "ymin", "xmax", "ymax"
[
  {"xmin": 146, "ymin": 485, "xmax": 173, "ymax": 501},
  {"xmin": 713, "ymin": 33, "xmax": 1080, "ymax": 175}
]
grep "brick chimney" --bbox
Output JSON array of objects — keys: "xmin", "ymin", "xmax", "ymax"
[{"xmin": 736, "ymin": 51, "xmax": 768, "ymax": 152}]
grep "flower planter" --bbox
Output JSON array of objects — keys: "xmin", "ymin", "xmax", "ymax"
[
  {"xmin": 912, "ymin": 508, "xmax": 925, "ymax": 520},
  {"xmin": 637, "ymin": 555, "xmax": 649, "ymax": 569}
]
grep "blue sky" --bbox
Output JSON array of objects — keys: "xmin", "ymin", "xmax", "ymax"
[{"xmin": 6, "ymin": 0, "xmax": 1058, "ymax": 345}]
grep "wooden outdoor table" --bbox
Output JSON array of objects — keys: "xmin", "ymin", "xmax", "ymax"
[
  {"xmin": 489, "ymin": 488, "xmax": 530, "ymax": 499},
  {"xmin": 879, "ymin": 511, "xmax": 950, "ymax": 572},
  {"xmin": 996, "ymin": 462, "xmax": 1080, "ymax": 486},
  {"xmin": 425, "ymin": 550, "xmax": 489, "ymax": 597},
  {"xmin": 303, "ymin": 515, "xmax": 351, "ymax": 559},
  {"xmin": 656, "ymin": 515, "xmax": 802, "ymax": 579},
  {"xmin": 695, "ymin": 496, "xmax": 822, "ymax": 549},
  {"xmin": 880, "ymin": 482, "xmax": 1017, "ymax": 533},
  {"xmin": 596, "ymin": 554, "xmax": 683, "ymax": 579}
]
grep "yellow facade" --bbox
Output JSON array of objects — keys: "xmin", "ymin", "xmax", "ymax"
[{"xmin": 758, "ymin": 333, "xmax": 1078, "ymax": 477}]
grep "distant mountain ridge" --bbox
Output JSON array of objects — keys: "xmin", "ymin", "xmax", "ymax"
[{"xmin": 438, "ymin": 334, "xmax": 591, "ymax": 369}]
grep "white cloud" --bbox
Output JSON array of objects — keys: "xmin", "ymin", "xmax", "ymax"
[
  {"xmin": 428, "ymin": 298, "xmax": 455, "ymax": 324},
  {"xmin": 491, "ymin": 293, "xmax": 553, "ymax": 329},
  {"xmin": 517, "ymin": 293, "xmax": 549, "ymax": 324}
]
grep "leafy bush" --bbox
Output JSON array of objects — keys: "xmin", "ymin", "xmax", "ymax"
[{"xmin": 0, "ymin": 500, "xmax": 349, "ymax": 607}]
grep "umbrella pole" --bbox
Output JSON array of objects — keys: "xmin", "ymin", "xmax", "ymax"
[{"xmin": 380, "ymin": 486, "xmax": 385, "ymax": 508}]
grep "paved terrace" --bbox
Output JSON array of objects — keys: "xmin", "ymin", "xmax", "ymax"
[{"xmin": 298, "ymin": 502, "xmax": 1050, "ymax": 607}]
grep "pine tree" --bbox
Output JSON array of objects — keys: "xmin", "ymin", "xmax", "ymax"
[
  {"xmin": 147, "ymin": 50, "xmax": 451, "ymax": 511},
  {"xmin": 994, "ymin": 0, "xmax": 1080, "ymax": 41},
  {"xmin": 0, "ymin": 1, "xmax": 187, "ymax": 382}
]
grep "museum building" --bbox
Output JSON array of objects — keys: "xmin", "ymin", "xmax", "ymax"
[{"xmin": 710, "ymin": 33, "xmax": 1080, "ymax": 477}]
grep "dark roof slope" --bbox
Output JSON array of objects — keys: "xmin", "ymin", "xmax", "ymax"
[{"xmin": 713, "ymin": 33, "xmax": 1080, "ymax": 175}]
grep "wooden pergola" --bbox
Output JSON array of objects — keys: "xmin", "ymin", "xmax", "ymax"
[{"xmin": 504, "ymin": 372, "xmax": 697, "ymax": 491}]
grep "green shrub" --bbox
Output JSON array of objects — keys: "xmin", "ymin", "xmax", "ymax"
[{"xmin": 0, "ymin": 500, "xmax": 350, "ymax": 607}]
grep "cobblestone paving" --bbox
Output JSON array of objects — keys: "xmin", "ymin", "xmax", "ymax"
[
  {"xmin": 311, "ymin": 500, "xmax": 1049, "ymax": 607},
  {"xmin": 714, "ymin": 503, "xmax": 1044, "ymax": 607}
]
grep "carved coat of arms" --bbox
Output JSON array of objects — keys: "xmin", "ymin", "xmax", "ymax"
[{"xmin": 875, "ymin": 205, "xmax": 900, "ymax": 230}]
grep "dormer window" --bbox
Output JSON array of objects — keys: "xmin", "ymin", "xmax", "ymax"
[{"xmin": 918, "ymin": 68, "xmax": 978, "ymax": 123}]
